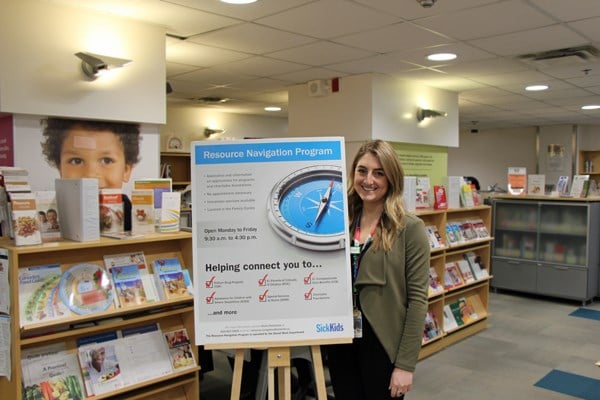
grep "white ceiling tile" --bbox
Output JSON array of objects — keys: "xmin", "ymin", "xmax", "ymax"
[
  {"xmin": 165, "ymin": 0, "xmax": 315, "ymax": 21},
  {"xmin": 354, "ymin": 0, "xmax": 499, "ymax": 20},
  {"xmin": 532, "ymin": 0, "xmax": 600, "ymax": 21},
  {"xmin": 439, "ymin": 57, "xmax": 529, "ymax": 77},
  {"xmin": 166, "ymin": 41, "xmax": 250, "ymax": 67},
  {"xmin": 386, "ymin": 42, "xmax": 495, "ymax": 66},
  {"xmin": 566, "ymin": 74, "xmax": 600, "ymax": 87},
  {"xmin": 470, "ymin": 70, "xmax": 556, "ymax": 86},
  {"xmin": 273, "ymin": 68, "xmax": 348, "ymax": 84},
  {"xmin": 568, "ymin": 18, "xmax": 600, "ymax": 41},
  {"xmin": 541, "ymin": 61, "xmax": 600, "ymax": 79},
  {"xmin": 166, "ymin": 62, "xmax": 199, "ymax": 77},
  {"xmin": 333, "ymin": 22, "xmax": 452, "ymax": 53},
  {"xmin": 256, "ymin": 0, "xmax": 400, "ymax": 39},
  {"xmin": 218, "ymin": 56, "xmax": 309, "ymax": 77},
  {"xmin": 267, "ymin": 41, "xmax": 374, "ymax": 66},
  {"xmin": 186, "ymin": 23, "xmax": 316, "ymax": 54},
  {"xmin": 468, "ymin": 25, "xmax": 587, "ymax": 57},
  {"xmin": 328, "ymin": 53, "xmax": 419, "ymax": 75},
  {"xmin": 416, "ymin": 0, "xmax": 556, "ymax": 41}
]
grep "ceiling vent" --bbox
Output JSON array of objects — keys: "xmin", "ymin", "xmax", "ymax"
[{"xmin": 517, "ymin": 45, "xmax": 600, "ymax": 68}]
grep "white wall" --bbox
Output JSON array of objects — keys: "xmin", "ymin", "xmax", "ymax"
[
  {"xmin": 288, "ymin": 74, "xmax": 459, "ymax": 147},
  {"xmin": 448, "ymin": 127, "xmax": 537, "ymax": 191},
  {"xmin": 13, "ymin": 114, "xmax": 160, "ymax": 195},
  {"xmin": 162, "ymin": 106, "xmax": 288, "ymax": 151},
  {"xmin": 0, "ymin": 0, "xmax": 166, "ymax": 124}
]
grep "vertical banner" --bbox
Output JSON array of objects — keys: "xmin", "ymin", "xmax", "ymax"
[{"xmin": 191, "ymin": 137, "xmax": 353, "ymax": 346}]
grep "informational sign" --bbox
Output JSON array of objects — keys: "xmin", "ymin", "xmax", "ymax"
[{"xmin": 191, "ymin": 137, "xmax": 353, "ymax": 346}]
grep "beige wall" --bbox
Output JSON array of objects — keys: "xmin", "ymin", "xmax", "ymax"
[{"xmin": 0, "ymin": 0, "xmax": 166, "ymax": 124}]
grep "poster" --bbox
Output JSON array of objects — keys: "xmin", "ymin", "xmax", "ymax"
[{"xmin": 191, "ymin": 138, "xmax": 353, "ymax": 346}]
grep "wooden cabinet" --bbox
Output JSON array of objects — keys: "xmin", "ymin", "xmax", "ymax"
[
  {"xmin": 578, "ymin": 149, "xmax": 600, "ymax": 182},
  {"xmin": 415, "ymin": 205, "xmax": 493, "ymax": 359},
  {"xmin": 160, "ymin": 152, "xmax": 191, "ymax": 189},
  {"xmin": 0, "ymin": 232, "xmax": 199, "ymax": 400},
  {"xmin": 491, "ymin": 196, "xmax": 600, "ymax": 304}
]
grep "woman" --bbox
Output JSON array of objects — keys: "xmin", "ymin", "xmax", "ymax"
[{"xmin": 327, "ymin": 140, "xmax": 430, "ymax": 399}]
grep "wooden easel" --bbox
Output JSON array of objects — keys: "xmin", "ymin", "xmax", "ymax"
[{"xmin": 228, "ymin": 344, "xmax": 329, "ymax": 400}]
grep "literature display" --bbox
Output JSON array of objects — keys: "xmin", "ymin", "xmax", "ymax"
[
  {"xmin": 0, "ymin": 231, "xmax": 199, "ymax": 400},
  {"xmin": 422, "ymin": 310, "xmax": 441, "ymax": 344},
  {"xmin": 492, "ymin": 196, "xmax": 600, "ymax": 303},
  {"xmin": 416, "ymin": 205, "xmax": 492, "ymax": 359}
]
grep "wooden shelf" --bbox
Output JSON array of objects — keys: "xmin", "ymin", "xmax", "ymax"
[
  {"xmin": 0, "ymin": 232, "xmax": 199, "ymax": 400},
  {"xmin": 416, "ymin": 206, "xmax": 492, "ymax": 360}
]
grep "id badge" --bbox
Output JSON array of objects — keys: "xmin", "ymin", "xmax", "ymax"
[
  {"xmin": 353, "ymin": 309, "xmax": 363, "ymax": 338},
  {"xmin": 350, "ymin": 245, "xmax": 361, "ymax": 255}
]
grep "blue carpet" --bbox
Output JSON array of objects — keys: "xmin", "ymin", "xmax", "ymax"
[
  {"xmin": 569, "ymin": 308, "xmax": 600, "ymax": 321},
  {"xmin": 534, "ymin": 369, "xmax": 600, "ymax": 400}
]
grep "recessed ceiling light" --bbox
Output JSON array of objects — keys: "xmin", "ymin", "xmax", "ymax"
[
  {"xmin": 264, "ymin": 106, "xmax": 281, "ymax": 112},
  {"xmin": 525, "ymin": 84, "xmax": 549, "ymax": 91},
  {"xmin": 582, "ymin": 105, "xmax": 600, "ymax": 110},
  {"xmin": 427, "ymin": 53, "xmax": 457, "ymax": 61},
  {"xmin": 220, "ymin": 0, "xmax": 257, "ymax": 4}
]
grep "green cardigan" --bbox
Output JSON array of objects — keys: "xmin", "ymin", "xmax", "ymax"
[{"xmin": 355, "ymin": 213, "xmax": 430, "ymax": 372}]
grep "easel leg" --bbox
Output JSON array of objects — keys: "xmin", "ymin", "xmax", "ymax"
[
  {"xmin": 231, "ymin": 349, "xmax": 245, "ymax": 400},
  {"xmin": 310, "ymin": 345, "xmax": 327, "ymax": 400},
  {"xmin": 268, "ymin": 347, "xmax": 291, "ymax": 400}
]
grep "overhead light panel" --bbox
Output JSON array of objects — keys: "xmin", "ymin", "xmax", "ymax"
[
  {"xmin": 75, "ymin": 51, "xmax": 132, "ymax": 80},
  {"xmin": 264, "ymin": 106, "xmax": 281, "ymax": 112},
  {"xmin": 427, "ymin": 53, "xmax": 457, "ymax": 61},
  {"xmin": 220, "ymin": 0, "xmax": 257, "ymax": 4},
  {"xmin": 525, "ymin": 84, "xmax": 549, "ymax": 91},
  {"xmin": 582, "ymin": 105, "xmax": 600, "ymax": 110}
]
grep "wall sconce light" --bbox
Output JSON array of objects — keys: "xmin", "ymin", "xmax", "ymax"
[
  {"xmin": 204, "ymin": 128, "xmax": 226, "ymax": 138},
  {"xmin": 416, "ymin": 107, "xmax": 447, "ymax": 122},
  {"xmin": 75, "ymin": 51, "xmax": 132, "ymax": 80}
]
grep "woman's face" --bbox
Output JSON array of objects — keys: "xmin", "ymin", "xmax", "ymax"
[
  {"xmin": 353, "ymin": 152, "xmax": 389, "ymax": 206},
  {"xmin": 59, "ymin": 127, "xmax": 132, "ymax": 189}
]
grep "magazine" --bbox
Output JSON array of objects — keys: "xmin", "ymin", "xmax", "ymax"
[
  {"xmin": 21, "ymin": 350, "xmax": 85, "ymax": 400},
  {"xmin": 111, "ymin": 264, "xmax": 148, "ymax": 307},
  {"xmin": 164, "ymin": 328, "xmax": 196, "ymax": 371},
  {"xmin": 18, "ymin": 264, "xmax": 71, "ymax": 327}
]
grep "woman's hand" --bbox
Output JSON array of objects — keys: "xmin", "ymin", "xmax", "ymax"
[{"xmin": 389, "ymin": 367, "xmax": 413, "ymax": 397}]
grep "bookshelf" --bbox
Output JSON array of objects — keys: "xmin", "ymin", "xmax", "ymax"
[
  {"xmin": 491, "ymin": 196, "xmax": 600, "ymax": 304},
  {"xmin": 415, "ymin": 205, "xmax": 493, "ymax": 359},
  {"xmin": 0, "ymin": 232, "xmax": 199, "ymax": 400},
  {"xmin": 160, "ymin": 152, "xmax": 191, "ymax": 190}
]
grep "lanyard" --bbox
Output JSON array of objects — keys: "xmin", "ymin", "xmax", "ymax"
[{"xmin": 351, "ymin": 217, "xmax": 378, "ymax": 283}]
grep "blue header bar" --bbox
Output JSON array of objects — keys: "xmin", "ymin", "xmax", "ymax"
[{"xmin": 194, "ymin": 140, "xmax": 342, "ymax": 165}]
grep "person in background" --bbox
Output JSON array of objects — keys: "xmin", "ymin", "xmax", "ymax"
[
  {"xmin": 40, "ymin": 117, "xmax": 141, "ymax": 189},
  {"xmin": 326, "ymin": 140, "xmax": 430, "ymax": 399}
]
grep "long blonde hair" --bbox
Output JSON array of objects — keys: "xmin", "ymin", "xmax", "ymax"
[{"xmin": 347, "ymin": 140, "xmax": 407, "ymax": 252}]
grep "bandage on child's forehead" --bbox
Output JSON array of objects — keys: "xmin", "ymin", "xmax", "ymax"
[{"xmin": 73, "ymin": 136, "xmax": 97, "ymax": 149}]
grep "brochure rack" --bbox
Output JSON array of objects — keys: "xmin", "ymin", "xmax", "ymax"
[
  {"xmin": 0, "ymin": 232, "xmax": 199, "ymax": 400},
  {"xmin": 415, "ymin": 205, "xmax": 493, "ymax": 359}
]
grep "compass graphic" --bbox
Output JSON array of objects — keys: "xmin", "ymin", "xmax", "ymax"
[{"xmin": 267, "ymin": 165, "xmax": 346, "ymax": 251}]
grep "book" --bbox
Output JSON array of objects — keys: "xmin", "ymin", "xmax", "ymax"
[
  {"xmin": 459, "ymin": 183, "xmax": 475, "ymax": 207},
  {"xmin": 99, "ymin": 189, "xmax": 124, "ymax": 235},
  {"xmin": 415, "ymin": 176, "xmax": 431, "ymax": 209},
  {"xmin": 470, "ymin": 218, "xmax": 490, "ymax": 238},
  {"xmin": 464, "ymin": 252, "xmax": 489, "ymax": 280},
  {"xmin": 556, "ymin": 175, "xmax": 569, "ymax": 196},
  {"xmin": 570, "ymin": 175, "xmax": 590, "ymax": 198},
  {"xmin": 507, "ymin": 167, "xmax": 526, "ymax": 195},
  {"xmin": 34, "ymin": 191, "xmax": 61, "ymax": 242},
  {"xmin": 458, "ymin": 296, "xmax": 479, "ymax": 324},
  {"xmin": 159, "ymin": 191, "xmax": 181, "ymax": 233},
  {"xmin": 442, "ymin": 304, "xmax": 458, "ymax": 332},
  {"xmin": 10, "ymin": 192, "xmax": 42, "ymax": 246},
  {"xmin": 458, "ymin": 220, "xmax": 478, "ymax": 241},
  {"xmin": 444, "ymin": 262, "xmax": 464, "ymax": 289},
  {"xmin": 18, "ymin": 264, "xmax": 71, "ymax": 327},
  {"xmin": 111, "ymin": 264, "xmax": 148, "ymax": 307},
  {"xmin": 425, "ymin": 226, "xmax": 444, "ymax": 249},
  {"xmin": 527, "ymin": 174, "xmax": 545, "ymax": 195},
  {"xmin": 422, "ymin": 310, "xmax": 441, "ymax": 343},
  {"xmin": 55, "ymin": 178, "xmax": 100, "ymax": 242},
  {"xmin": 428, "ymin": 267, "xmax": 444, "ymax": 296},
  {"xmin": 21, "ymin": 349, "xmax": 85, "ymax": 400},
  {"xmin": 448, "ymin": 300, "xmax": 465, "ymax": 327},
  {"xmin": 164, "ymin": 328, "xmax": 196, "ymax": 370},
  {"xmin": 456, "ymin": 259, "xmax": 476, "ymax": 284},
  {"xmin": 130, "ymin": 189, "xmax": 155, "ymax": 234}
]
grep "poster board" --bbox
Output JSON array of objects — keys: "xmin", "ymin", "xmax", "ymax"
[{"xmin": 191, "ymin": 137, "xmax": 353, "ymax": 347}]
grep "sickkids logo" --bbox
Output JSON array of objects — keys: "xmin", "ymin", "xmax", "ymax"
[{"xmin": 315, "ymin": 322, "xmax": 344, "ymax": 333}]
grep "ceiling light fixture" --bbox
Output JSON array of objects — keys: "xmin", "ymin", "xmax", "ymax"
[
  {"xmin": 416, "ymin": 107, "xmax": 447, "ymax": 122},
  {"xmin": 525, "ymin": 84, "xmax": 549, "ymax": 91},
  {"xmin": 74, "ymin": 52, "xmax": 132, "ymax": 80},
  {"xmin": 427, "ymin": 53, "xmax": 457, "ymax": 61},
  {"xmin": 582, "ymin": 105, "xmax": 600, "ymax": 110},
  {"xmin": 264, "ymin": 106, "xmax": 281, "ymax": 112},
  {"xmin": 204, "ymin": 128, "xmax": 226, "ymax": 138}
]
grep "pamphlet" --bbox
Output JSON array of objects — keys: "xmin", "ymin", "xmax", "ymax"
[
  {"xmin": 527, "ymin": 174, "xmax": 545, "ymax": 195},
  {"xmin": 164, "ymin": 328, "xmax": 196, "ymax": 371},
  {"xmin": 507, "ymin": 167, "xmax": 526, "ymax": 195}
]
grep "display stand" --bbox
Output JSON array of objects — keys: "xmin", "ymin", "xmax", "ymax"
[{"xmin": 211, "ymin": 343, "xmax": 330, "ymax": 400}]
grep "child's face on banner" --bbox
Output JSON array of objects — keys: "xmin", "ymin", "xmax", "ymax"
[{"xmin": 59, "ymin": 128, "xmax": 132, "ymax": 189}]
